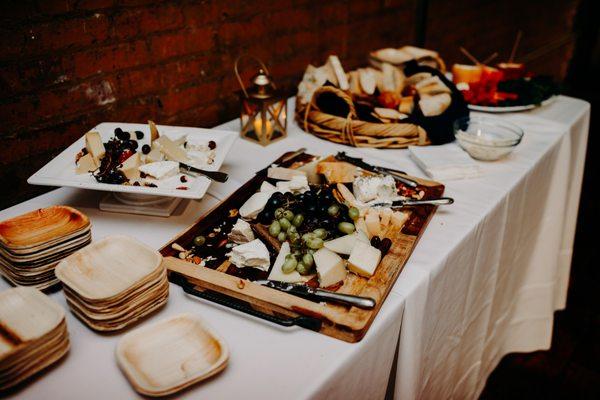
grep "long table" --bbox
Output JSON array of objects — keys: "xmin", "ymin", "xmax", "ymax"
[{"xmin": 0, "ymin": 96, "xmax": 589, "ymax": 399}]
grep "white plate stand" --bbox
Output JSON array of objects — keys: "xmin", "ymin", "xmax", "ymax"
[{"xmin": 99, "ymin": 193, "xmax": 182, "ymax": 217}]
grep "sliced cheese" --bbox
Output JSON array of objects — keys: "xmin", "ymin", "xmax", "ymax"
[
  {"xmin": 314, "ymin": 248, "xmax": 347, "ymax": 288},
  {"xmin": 85, "ymin": 131, "xmax": 105, "ymax": 162},
  {"xmin": 228, "ymin": 218, "xmax": 255, "ymax": 244},
  {"xmin": 324, "ymin": 232, "xmax": 369, "ymax": 255},
  {"xmin": 139, "ymin": 160, "xmax": 178, "ymax": 180},
  {"xmin": 359, "ymin": 68, "xmax": 377, "ymax": 95},
  {"xmin": 76, "ymin": 153, "xmax": 99, "ymax": 174},
  {"xmin": 365, "ymin": 209, "xmax": 381, "ymax": 237},
  {"xmin": 156, "ymin": 135, "xmax": 189, "ymax": 162},
  {"xmin": 118, "ymin": 152, "xmax": 141, "ymax": 180},
  {"xmin": 419, "ymin": 93, "xmax": 451, "ymax": 117},
  {"xmin": 227, "ymin": 239, "xmax": 270, "ymax": 271},
  {"xmin": 145, "ymin": 147, "xmax": 164, "ymax": 163},
  {"xmin": 348, "ymin": 241, "xmax": 381, "ymax": 277},
  {"xmin": 267, "ymin": 167, "xmax": 307, "ymax": 181},
  {"xmin": 336, "ymin": 183, "xmax": 361, "ymax": 209},
  {"xmin": 326, "ymin": 55, "xmax": 349, "ymax": 90},
  {"xmin": 239, "ymin": 191, "xmax": 272, "ymax": 219},
  {"xmin": 380, "ymin": 207, "xmax": 393, "ymax": 228}
]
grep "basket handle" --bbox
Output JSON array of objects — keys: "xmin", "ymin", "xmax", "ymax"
[{"xmin": 234, "ymin": 54, "xmax": 276, "ymax": 99}]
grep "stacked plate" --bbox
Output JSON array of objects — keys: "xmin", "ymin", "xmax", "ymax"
[
  {"xmin": 0, "ymin": 206, "xmax": 91, "ymax": 289},
  {"xmin": 55, "ymin": 235, "xmax": 168, "ymax": 332},
  {"xmin": 0, "ymin": 287, "xmax": 70, "ymax": 391}
]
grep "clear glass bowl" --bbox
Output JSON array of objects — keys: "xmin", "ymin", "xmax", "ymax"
[{"xmin": 453, "ymin": 116, "xmax": 524, "ymax": 161}]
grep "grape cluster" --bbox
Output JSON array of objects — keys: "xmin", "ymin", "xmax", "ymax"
[
  {"xmin": 93, "ymin": 128, "xmax": 140, "ymax": 184},
  {"xmin": 257, "ymin": 186, "xmax": 360, "ymax": 276}
]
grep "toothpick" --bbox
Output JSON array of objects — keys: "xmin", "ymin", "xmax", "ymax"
[
  {"xmin": 482, "ymin": 52, "xmax": 498, "ymax": 65},
  {"xmin": 509, "ymin": 30, "xmax": 522, "ymax": 63},
  {"xmin": 460, "ymin": 47, "xmax": 481, "ymax": 65}
]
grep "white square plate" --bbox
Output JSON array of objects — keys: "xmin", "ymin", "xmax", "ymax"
[{"xmin": 28, "ymin": 122, "xmax": 238, "ymax": 199}]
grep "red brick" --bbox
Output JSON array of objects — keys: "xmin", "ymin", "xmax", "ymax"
[
  {"xmin": 111, "ymin": 4, "xmax": 184, "ymax": 40},
  {"xmin": 149, "ymin": 28, "xmax": 215, "ymax": 61},
  {"xmin": 72, "ymin": 39, "xmax": 150, "ymax": 78},
  {"xmin": 158, "ymin": 80, "xmax": 219, "ymax": 117}
]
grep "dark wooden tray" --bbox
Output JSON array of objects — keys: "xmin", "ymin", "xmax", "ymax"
[{"xmin": 161, "ymin": 151, "xmax": 444, "ymax": 342}]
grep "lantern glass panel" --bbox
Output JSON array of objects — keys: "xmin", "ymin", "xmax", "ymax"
[{"xmin": 240, "ymin": 96, "xmax": 287, "ymax": 146}]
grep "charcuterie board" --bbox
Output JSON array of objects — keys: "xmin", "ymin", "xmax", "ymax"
[{"xmin": 160, "ymin": 151, "xmax": 444, "ymax": 342}]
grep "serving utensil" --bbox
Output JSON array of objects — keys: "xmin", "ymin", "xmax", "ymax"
[
  {"xmin": 335, "ymin": 152, "xmax": 418, "ymax": 188},
  {"xmin": 254, "ymin": 280, "xmax": 376, "ymax": 309},
  {"xmin": 372, "ymin": 197, "xmax": 454, "ymax": 208},
  {"xmin": 179, "ymin": 162, "xmax": 229, "ymax": 183}
]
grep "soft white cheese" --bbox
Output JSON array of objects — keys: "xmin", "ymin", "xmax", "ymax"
[
  {"xmin": 139, "ymin": 161, "xmax": 179, "ymax": 180},
  {"xmin": 239, "ymin": 191, "xmax": 272, "ymax": 219},
  {"xmin": 353, "ymin": 175, "xmax": 399, "ymax": 204},
  {"xmin": 185, "ymin": 135, "xmax": 211, "ymax": 151},
  {"xmin": 276, "ymin": 175, "xmax": 309, "ymax": 194},
  {"xmin": 228, "ymin": 219, "xmax": 255, "ymax": 244},
  {"xmin": 227, "ymin": 239, "xmax": 270, "ymax": 271},
  {"xmin": 187, "ymin": 150, "xmax": 215, "ymax": 168},
  {"xmin": 260, "ymin": 181, "xmax": 277, "ymax": 193}
]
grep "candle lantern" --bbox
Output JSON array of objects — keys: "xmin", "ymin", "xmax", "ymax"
[{"xmin": 235, "ymin": 55, "xmax": 287, "ymax": 146}]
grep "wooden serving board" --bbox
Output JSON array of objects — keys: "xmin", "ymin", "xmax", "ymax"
[{"xmin": 160, "ymin": 151, "xmax": 444, "ymax": 342}]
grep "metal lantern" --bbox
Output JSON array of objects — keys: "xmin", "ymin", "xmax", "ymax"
[{"xmin": 235, "ymin": 55, "xmax": 287, "ymax": 146}]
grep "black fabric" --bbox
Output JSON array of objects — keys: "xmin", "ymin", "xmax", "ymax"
[{"xmin": 404, "ymin": 61, "xmax": 470, "ymax": 145}]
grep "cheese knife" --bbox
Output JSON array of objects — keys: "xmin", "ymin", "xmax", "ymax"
[
  {"xmin": 254, "ymin": 280, "xmax": 376, "ymax": 309},
  {"xmin": 372, "ymin": 197, "xmax": 454, "ymax": 208},
  {"xmin": 179, "ymin": 162, "xmax": 229, "ymax": 183},
  {"xmin": 335, "ymin": 152, "xmax": 418, "ymax": 188}
]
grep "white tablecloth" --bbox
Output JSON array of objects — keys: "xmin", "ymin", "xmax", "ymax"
[{"xmin": 0, "ymin": 96, "xmax": 589, "ymax": 399}]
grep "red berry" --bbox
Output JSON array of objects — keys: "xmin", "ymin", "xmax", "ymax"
[{"xmin": 118, "ymin": 149, "xmax": 133, "ymax": 163}]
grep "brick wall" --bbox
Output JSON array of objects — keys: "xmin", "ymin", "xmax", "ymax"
[{"xmin": 0, "ymin": 0, "xmax": 580, "ymax": 208}]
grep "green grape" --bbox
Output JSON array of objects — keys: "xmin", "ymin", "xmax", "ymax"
[
  {"xmin": 295, "ymin": 261, "xmax": 310, "ymax": 275},
  {"xmin": 348, "ymin": 207, "xmax": 360, "ymax": 221},
  {"xmin": 292, "ymin": 214, "xmax": 304, "ymax": 227},
  {"xmin": 279, "ymin": 218, "xmax": 291, "ymax": 231},
  {"xmin": 269, "ymin": 221, "xmax": 281, "ymax": 237},
  {"xmin": 313, "ymin": 228, "xmax": 327, "ymax": 239},
  {"xmin": 274, "ymin": 208, "xmax": 285, "ymax": 219},
  {"xmin": 277, "ymin": 232, "xmax": 287, "ymax": 242},
  {"xmin": 193, "ymin": 235, "xmax": 206, "ymax": 246},
  {"xmin": 307, "ymin": 237, "xmax": 324, "ymax": 249},
  {"xmin": 302, "ymin": 252, "xmax": 314, "ymax": 268},
  {"xmin": 338, "ymin": 222, "xmax": 356, "ymax": 234},
  {"xmin": 281, "ymin": 256, "xmax": 297, "ymax": 273},
  {"xmin": 287, "ymin": 225, "xmax": 297, "ymax": 234},
  {"xmin": 283, "ymin": 210, "xmax": 294, "ymax": 221},
  {"xmin": 327, "ymin": 204, "xmax": 340, "ymax": 216}
]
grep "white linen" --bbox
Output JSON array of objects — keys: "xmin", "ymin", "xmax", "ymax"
[
  {"xmin": 408, "ymin": 143, "xmax": 482, "ymax": 180},
  {"xmin": 0, "ymin": 95, "xmax": 589, "ymax": 399}
]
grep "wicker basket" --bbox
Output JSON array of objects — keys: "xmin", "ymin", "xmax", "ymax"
[{"xmin": 295, "ymin": 86, "xmax": 429, "ymax": 149}]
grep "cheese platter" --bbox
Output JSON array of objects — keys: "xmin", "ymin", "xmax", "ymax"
[
  {"xmin": 28, "ymin": 122, "xmax": 237, "ymax": 215},
  {"xmin": 161, "ymin": 151, "xmax": 448, "ymax": 342}
]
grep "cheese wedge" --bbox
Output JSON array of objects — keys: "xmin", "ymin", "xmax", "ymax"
[
  {"xmin": 326, "ymin": 55, "xmax": 349, "ymax": 90},
  {"xmin": 391, "ymin": 211, "xmax": 409, "ymax": 229},
  {"xmin": 365, "ymin": 209, "xmax": 381, "ymax": 237},
  {"xmin": 85, "ymin": 131, "xmax": 105, "ymax": 162},
  {"xmin": 355, "ymin": 216, "xmax": 370, "ymax": 238},
  {"xmin": 118, "ymin": 152, "xmax": 141, "ymax": 180},
  {"xmin": 76, "ymin": 153, "xmax": 99, "ymax": 174},
  {"xmin": 239, "ymin": 191, "xmax": 272, "ymax": 219},
  {"xmin": 336, "ymin": 183, "xmax": 361, "ymax": 209},
  {"xmin": 380, "ymin": 207, "xmax": 393, "ymax": 228},
  {"xmin": 314, "ymin": 248, "xmax": 347, "ymax": 288},
  {"xmin": 148, "ymin": 120, "xmax": 159, "ymax": 142},
  {"xmin": 145, "ymin": 147, "xmax": 164, "ymax": 163},
  {"xmin": 267, "ymin": 167, "xmax": 307, "ymax": 181},
  {"xmin": 348, "ymin": 241, "xmax": 381, "ymax": 277},
  {"xmin": 260, "ymin": 181, "xmax": 277, "ymax": 193},
  {"xmin": 296, "ymin": 157, "xmax": 323, "ymax": 184},
  {"xmin": 324, "ymin": 231, "xmax": 369, "ymax": 255},
  {"xmin": 316, "ymin": 162, "xmax": 357, "ymax": 183},
  {"xmin": 156, "ymin": 135, "xmax": 188, "ymax": 162}
]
